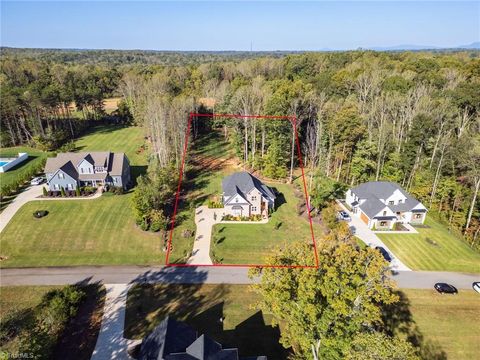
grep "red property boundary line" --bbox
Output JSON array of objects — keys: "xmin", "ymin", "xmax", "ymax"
[{"xmin": 165, "ymin": 113, "xmax": 319, "ymax": 269}]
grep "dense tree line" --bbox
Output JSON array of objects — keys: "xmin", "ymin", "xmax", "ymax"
[
  {"xmin": 119, "ymin": 51, "xmax": 479, "ymax": 248},
  {"xmin": 0, "ymin": 58, "xmax": 120, "ymax": 148},
  {"xmin": 1, "ymin": 49, "xmax": 478, "ymax": 247}
]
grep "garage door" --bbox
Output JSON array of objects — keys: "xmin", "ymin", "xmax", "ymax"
[{"xmin": 360, "ymin": 211, "xmax": 369, "ymax": 225}]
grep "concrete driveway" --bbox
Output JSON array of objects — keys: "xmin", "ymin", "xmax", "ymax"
[
  {"xmin": 337, "ymin": 201, "xmax": 412, "ymax": 272},
  {"xmin": 0, "ymin": 184, "xmax": 43, "ymax": 233},
  {"xmin": 187, "ymin": 205, "xmax": 223, "ymax": 265}
]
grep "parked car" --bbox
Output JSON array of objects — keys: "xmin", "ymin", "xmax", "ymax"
[
  {"xmin": 30, "ymin": 177, "xmax": 45, "ymax": 186},
  {"xmin": 472, "ymin": 282, "xmax": 480, "ymax": 293},
  {"xmin": 434, "ymin": 283, "xmax": 458, "ymax": 294},
  {"xmin": 338, "ymin": 211, "xmax": 351, "ymax": 221},
  {"xmin": 375, "ymin": 246, "xmax": 392, "ymax": 262}
]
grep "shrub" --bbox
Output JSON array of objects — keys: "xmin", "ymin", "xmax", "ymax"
[
  {"xmin": 75, "ymin": 186, "xmax": 81, "ymax": 197},
  {"xmin": 42, "ymin": 186, "xmax": 48, "ymax": 197},
  {"xmin": 33, "ymin": 210, "xmax": 49, "ymax": 218}
]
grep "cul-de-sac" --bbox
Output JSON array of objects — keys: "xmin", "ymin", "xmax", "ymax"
[{"xmin": 1, "ymin": 2, "xmax": 479, "ymax": 360}]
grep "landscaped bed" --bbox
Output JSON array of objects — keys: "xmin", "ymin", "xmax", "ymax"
[{"xmin": 377, "ymin": 217, "xmax": 480, "ymax": 273}]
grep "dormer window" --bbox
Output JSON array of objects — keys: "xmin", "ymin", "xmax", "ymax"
[
  {"xmin": 235, "ymin": 198, "xmax": 238, "ymax": 203},
  {"xmin": 59, "ymin": 172, "xmax": 64, "ymax": 179},
  {"xmin": 389, "ymin": 201, "xmax": 394, "ymax": 205},
  {"xmin": 251, "ymin": 196, "xmax": 257, "ymax": 201},
  {"xmin": 399, "ymin": 199, "xmax": 403, "ymax": 204},
  {"xmin": 383, "ymin": 211, "xmax": 387, "ymax": 216}
]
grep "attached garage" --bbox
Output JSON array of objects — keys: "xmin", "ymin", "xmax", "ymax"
[{"xmin": 360, "ymin": 211, "xmax": 369, "ymax": 225}]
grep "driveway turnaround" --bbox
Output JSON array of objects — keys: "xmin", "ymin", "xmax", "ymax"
[
  {"xmin": 91, "ymin": 284, "xmax": 139, "ymax": 360},
  {"xmin": 0, "ymin": 185, "xmax": 102, "ymax": 233},
  {"xmin": 336, "ymin": 201, "xmax": 411, "ymax": 272},
  {"xmin": 1, "ymin": 266, "xmax": 478, "ymax": 290}
]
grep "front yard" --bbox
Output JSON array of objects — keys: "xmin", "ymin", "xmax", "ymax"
[
  {"xmin": 125, "ymin": 283, "xmax": 289, "ymax": 359},
  {"xmin": 378, "ymin": 217, "xmax": 480, "ymax": 273},
  {"xmin": 0, "ymin": 125, "xmax": 165, "ymax": 268},
  {"xmin": 211, "ymin": 182, "xmax": 321, "ymax": 264}
]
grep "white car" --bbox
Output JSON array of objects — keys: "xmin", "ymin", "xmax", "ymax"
[
  {"xmin": 338, "ymin": 211, "xmax": 351, "ymax": 221},
  {"xmin": 473, "ymin": 282, "xmax": 480, "ymax": 294},
  {"xmin": 30, "ymin": 177, "xmax": 45, "ymax": 186}
]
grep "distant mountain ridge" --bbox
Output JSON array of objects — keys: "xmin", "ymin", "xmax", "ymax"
[{"xmin": 368, "ymin": 42, "xmax": 480, "ymax": 51}]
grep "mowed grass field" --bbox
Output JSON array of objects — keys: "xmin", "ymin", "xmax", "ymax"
[
  {"xmin": 125, "ymin": 284, "xmax": 289, "ymax": 359},
  {"xmin": 0, "ymin": 125, "xmax": 165, "ymax": 268},
  {"xmin": 378, "ymin": 217, "xmax": 480, "ymax": 273},
  {"xmin": 404, "ymin": 289, "xmax": 480, "ymax": 360},
  {"xmin": 211, "ymin": 182, "xmax": 320, "ymax": 265}
]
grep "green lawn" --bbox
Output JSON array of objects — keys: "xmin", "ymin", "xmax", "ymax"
[
  {"xmin": 0, "ymin": 195, "xmax": 163, "ymax": 267},
  {"xmin": 0, "ymin": 125, "xmax": 166, "ymax": 268},
  {"xmin": 378, "ymin": 217, "xmax": 480, "ymax": 273},
  {"xmin": 403, "ymin": 289, "xmax": 480, "ymax": 360},
  {"xmin": 0, "ymin": 286, "xmax": 61, "ymax": 354},
  {"xmin": 168, "ymin": 132, "xmax": 238, "ymax": 263},
  {"xmin": 125, "ymin": 284, "xmax": 289, "ymax": 359},
  {"xmin": 211, "ymin": 182, "xmax": 320, "ymax": 265}
]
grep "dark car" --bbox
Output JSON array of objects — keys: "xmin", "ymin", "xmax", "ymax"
[
  {"xmin": 434, "ymin": 283, "xmax": 458, "ymax": 294},
  {"xmin": 375, "ymin": 246, "xmax": 392, "ymax": 262}
]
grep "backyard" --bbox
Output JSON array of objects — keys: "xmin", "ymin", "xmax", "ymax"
[
  {"xmin": 0, "ymin": 125, "xmax": 166, "ymax": 268},
  {"xmin": 378, "ymin": 217, "xmax": 480, "ymax": 273}
]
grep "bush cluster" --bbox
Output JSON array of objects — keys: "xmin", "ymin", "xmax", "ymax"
[
  {"xmin": 0, "ymin": 285, "xmax": 86, "ymax": 360},
  {"xmin": 222, "ymin": 214, "xmax": 263, "ymax": 222},
  {"xmin": 207, "ymin": 200, "xmax": 223, "ymax": 209}
]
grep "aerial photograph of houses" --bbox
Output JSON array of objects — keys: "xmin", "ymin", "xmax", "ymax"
[{"xmin": 0, "ymin": 1, "xmax": 479, "ymax": 359}]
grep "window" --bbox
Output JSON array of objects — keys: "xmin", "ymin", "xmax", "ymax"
[
  {"xmin": 383, "ymin": 211, "xmax": 387, "ymax": 216},
  {"xmin": 88, "ymin": 168, "xmax": 92, "ymax": 173},
  {"xmin": 398, "ymin": 199, "xmax": 403, "ymax": 204},
  {"xmin": 54, "ymin": 184, "xmax": 60, "ymax": 190},
  {"xmin": 251, "ymin": 195, "xmax": 257, "ymax": 201},
  {"xmin": 113, "ymin": 177, "xmax": 118, "ymax": 183},
  {"xmin": 380, "ymin": 221, "xmax": 387, "ymax": 227},
  {"xmin": 81, "ymin": 168, "xmax": 84, "ymax": 174},
  {"xmin": 58, "ymin": 172, "xmax": 64, "ymax": 179},
  {"xmin": 415, "ymin": 214, "xmax": 422, "ymax": 219},
  {"xmin": 235, "ymin": 198, "xmax": 238, "ymax": 203},
  {"xmin": 389, "ymin": 201, "xmax": 394, "ymax": 205},
  {"xmin": 252, "ymin": 206, "xmax": 257, "ymax": 212}
]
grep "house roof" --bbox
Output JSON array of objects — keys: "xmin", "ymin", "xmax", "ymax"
[
  {"xmin": 45, "ymin": 151, "xmax": 128, "ymax": 178},
  {"xmin": 351, "ymin": 181, "xmax": 425, "ymax": 217},
  {"xmin": 222, "ymin": 172, "xmax": 275, "ymax": 201},
  {"xmin": 139, "ymin": 317, "xmax": 257, "ymax": 360}
]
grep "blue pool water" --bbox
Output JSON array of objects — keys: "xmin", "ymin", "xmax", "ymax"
[{"xmin": 0, "ymin": 161, "xmax": 8, "ymax": 167}]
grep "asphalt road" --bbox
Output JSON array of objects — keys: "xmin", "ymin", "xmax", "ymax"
[{"xmin": 1, "ymin": 265, "xmax": 479, "ymax": 290}]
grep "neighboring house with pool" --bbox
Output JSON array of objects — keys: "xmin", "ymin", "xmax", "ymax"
[
  {"xmin": 45, "ymin": 151, "xmax": 131, "ymax": 191},
  {"xmin": 0, "ymin": 153, "xmax": 28, "ymax": 173},
  {"xmin": 222, "ymin": 171, "xmax": 276, "ymax": 218}
]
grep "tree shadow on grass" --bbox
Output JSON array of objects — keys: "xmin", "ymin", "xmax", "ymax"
[
  {"xmin": 124, "ymin": 273, "xmax": 290, "ymax": 360},
  {"xmin": 380, "ymin": 290, "xmax": 447, "ymax": 360}
]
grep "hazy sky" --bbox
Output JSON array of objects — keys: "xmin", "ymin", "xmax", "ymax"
[{"xmin": 1, "ymin": 1, "xmax": 479, "ymax": 50}]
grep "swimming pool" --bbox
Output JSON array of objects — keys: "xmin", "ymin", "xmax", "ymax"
[{"xmin": 0, "ymin": 153, "xmax": 28, "ymax": 173}]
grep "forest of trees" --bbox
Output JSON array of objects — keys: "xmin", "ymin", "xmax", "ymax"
[{"xmin": 1, "ymin": 49, "xmax": 479, "ymax": 247}]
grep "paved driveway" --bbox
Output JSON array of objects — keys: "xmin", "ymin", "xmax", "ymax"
[
  {"xmin": 187, "ymin": 205, "xmax": 223, "ymax": 265},
  {"xmin": 337, "ymin": 201, "xmax": 411, "ymax": 271},
  {"xmin": 0, "ymin": 185, "xmax": 43, "ymax": 233}
]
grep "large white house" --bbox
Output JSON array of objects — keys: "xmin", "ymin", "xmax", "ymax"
[
  {"xmin": 222, "ymin": 172, "xmax": 276, "ymax": 218},
  {"xmin": 345, "ymin": 181, "xmax": 427, "ymax": 230}
]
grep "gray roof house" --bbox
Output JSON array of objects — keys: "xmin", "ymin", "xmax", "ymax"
[
  {"xmin": 136, "ymin": 316, "xmax": 267, "ymax": 360},
  {"xmin": 45, "ymin": 151, "xmax": 131, "ymax": 191},
  {"xmin": 222, "ymin": 172, "xmax": 276, "ymax": 218},
  {"xmin": 345, "ymin": 181, "xmax": 427, "ymax": 230}
]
